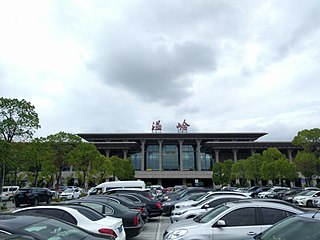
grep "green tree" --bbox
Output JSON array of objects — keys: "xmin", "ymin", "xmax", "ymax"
[
  {"xmin": 222, "ymin": 160, "xmax": 234, "ymax": 185},
  {"xmin": 231, "ymin": 160, "xmax": 247, "ymax": 185},
  {"xmin": 44, "ymin": 132, "xmax": 82, "ymax": 188},
  {"xmin": 0, "ymin": 97, "xmax": 40, "ymax": 142},
  {"xmin": 212, "ymin": 160, "xmax": 234, "ymax": 186},
  {"xmin": 68, "ymin": 142, "xmax": 102, "ymax": 191},
  {"xmin": 274, "ymin": 158, "xmax": 297, "ymax": 186},
  {"xmin": 91, "ymin": 155, "xmax": 113, "ymax": 184},
  {"xmin": 293, "ymin": 128, "xmax": 320, "ymax": 156},
  {"xmin": 294, "ymin": 151, "xmax": 318, "ymax": 186},
  {"xmin": 244, "ymin": 153, "xmax": 262, "ymax": 185},
  {"xmin": 109, "ymin": 156, "xmax": 135, "ymax": 180}
]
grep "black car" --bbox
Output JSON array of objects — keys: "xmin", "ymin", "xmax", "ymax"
[
  {"xmin": 85, "ymin": 194, "xmax": 149, "ymax": 222},
  {"xmin": 109, "ymin": 192, "xmax": 162, "ymax": 218},
  {"xmin": 68, "ymin": 198, "xmax": 144, "ymax": 238},
  {"xmin": 0, "ymin": 214, "xmax": 114, "ymax": 240},
  {"xmin": 13, "ymin": 188, "xmax": 53, "ymax": 207}
]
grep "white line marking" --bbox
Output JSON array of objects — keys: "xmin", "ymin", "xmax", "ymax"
[{"xmin": 156, "ymin": 215, "xmax": 162, "ymax": 240}]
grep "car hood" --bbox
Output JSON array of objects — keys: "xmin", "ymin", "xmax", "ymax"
[
  {"xmin": 175, "ymin": 200, "xmax": 195, "ymax": 208},
  {"xmin": 166, "ymin": 218, "xmax": 200, "ymax": 232}
]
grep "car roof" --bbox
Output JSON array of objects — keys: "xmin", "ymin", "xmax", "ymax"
[
  {"xmin": 297, "ymin": 211, "xmax": 320, "ymax": 220},
  {"xmin": 0, "ymin": 214, "xmax": 49, "ymax": 229}
]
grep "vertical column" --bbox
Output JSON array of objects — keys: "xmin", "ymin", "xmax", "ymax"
[
  {"xmin": 123, "ymin": 150, "xmax": 128, "ymax": 159},
  {"xmin": 214, "ymin": 150, "xmax": 220, "ymax": 163},
  {"xmin": 196, "ymin": 140, "xmax": 201, "ymax": 171},
  {"xmin": 140, "ymin": 140, "xmax": 145, "ymax": 171},
  {"xmin": 232, "ymin": 149, "xmax": 238, "ymax": 162},
  {"xmin": 158, "ymin": 140, "xmax": 163, "ymax": 171},
  {"xmin": 105, "ymin": 150, "xmax": 110, "ymax": 158},
  {"xmin": 179, "ymin": 140, "xmax": 184, "ymax": 171},
  {"xmin": 287, "ymin": 149, "xmax": 293, "ymax": 163}
]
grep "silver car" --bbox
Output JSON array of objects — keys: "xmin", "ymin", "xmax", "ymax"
[
  {"xmin": 171, "ymin": 195, "xmax": 249, "ymax": 222},
  {"xmin": 163, "ymin": 199, "xmax": 305, "ymax": 240}
]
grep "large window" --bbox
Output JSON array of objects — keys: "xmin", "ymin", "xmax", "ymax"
[
  {"xmin": 162, "ymin": 145, "xmax": 179, "ymax": 170},
  {"xmin": 201, "ymin": 153, "xmax": 213, "ymax": 170},
  {"xmin": 182, "ymin": 145, "xmax": 195, "ymax": 170},
  {"xmin": 129, "ymin": 152, "xmax": 141, "ymax": 170},
  {"xmin": 146, "ymin": 145, "xmax": 159, "ymax": 170}
]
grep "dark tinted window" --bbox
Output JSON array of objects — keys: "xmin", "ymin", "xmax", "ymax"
[
  {"xmin": 120, "ymin": 194, "xmax": 140, "ymax": 202},
  {"xmin": 208, "ymin": 198, "xmax": 239, "ymax": 208},
  {"xmin": 67, "ymin": 205, "xmax": 104, "ymax": 221},
  {"xmin": 221, "ymin": 207, "xmax": 256, "ymax": 226},
  {"xmin": 261, "ymin": 207, "xmax": 289, "ymax": 225},
  {"xmin": 40, "ymin": 209, "xmax": 64, "ymax": 219}
]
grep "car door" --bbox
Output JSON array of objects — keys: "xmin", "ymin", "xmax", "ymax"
[
  {"xmin": 212, "ymin": 207, "xmax": 262, "ymax": 240},
  {"xmin": 260, "ymin": 207, "xmax": 296, "ymax": 232}
]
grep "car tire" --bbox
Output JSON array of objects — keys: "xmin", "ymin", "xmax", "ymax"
[
  {"xmin": 9, "ymin": 196, "xmax": 13, "ymax": 201},
  {"xmin": 15, "ymin": 201, "xmax": 20, "ymax": 207},
  {"xmin": 34, "ymin": 198, "xmax": 39, "ymax": 206},
  {"xmin": 47, "ymin": 198, "xmax": 51, "ymax": 204},
  {"xmin": 306, "ymin": 200, "xmax": 313, "ymax": 207}
]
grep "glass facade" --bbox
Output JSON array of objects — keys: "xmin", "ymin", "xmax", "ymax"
[
  {"xmin": 129, "ymin": 152, "xmax": 141, "ymax": 170},
  {"xmin": 146, "ymin": 145, "xmax": 160, "ymax": 170},
  {"xmin": 201, "ymin": 153, "xmax": 213, "ymax": 170},
  {"xmin": 162, "ymin": 145, "xmax": 179, "ymax": 170},
  {"xmin": 182, "ymin": 145, "xmax": 196, "ymax": 170}
]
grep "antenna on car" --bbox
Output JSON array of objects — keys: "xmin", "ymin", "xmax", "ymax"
[{"xmin": 312, "ymin": 208, "xmax": 320, "ymax": 218}]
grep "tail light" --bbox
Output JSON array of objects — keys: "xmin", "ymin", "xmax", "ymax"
[
  {"xmin": 156, "ymin": 202, "xmax": 162, "ymax": 209},
  {"xmin": 98, "ymin": 228, "xmax": 118, "ymax": 237},
  {"xmin": 133, "ymin": 215, "xmax": 140, "ymax": 225},
  {"xmin": 146, "ymin": 195, "xmax": 152, "ymax": 199},
  {"xmin": 138, "ymin": 207, "xmax": 144, "ymax": 213}
]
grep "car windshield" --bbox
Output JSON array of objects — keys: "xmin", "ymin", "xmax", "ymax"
[
  {"xmin": 64, "ymin": 189, "xmax": 74, "ymax": 193},
  {"xmin": 23, "ymin": 218, "xmax": 93, "ymax": 240},
  {"xmin": 195, "ymin": 204, "xmax": 229, "ymax": 223},
  {"xmin": 260, "ymin": 216, "xmax": 320, "ymax": 240},
  {"xmin": 305, "ymin": 191, "xmax": 317, "ymax": 196}
]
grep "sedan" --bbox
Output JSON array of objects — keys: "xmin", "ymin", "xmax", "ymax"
[
  {"xmin": 0, "ymin": 214, "xmax": 115, "ymax": 240},
  {"xmin": 59, "ymin": 187, "xmax": 81, "ymax": 200},
  {"xmin": 293, "ymin": 190, "xmax": 320, "ymax": 207},
  {"xmin": 110, "ymin": 192, "xmax": 163, "ymax": 218},
  {"xmin": 163, "ymin": 199, "xmax": 305, "ymax": 240},
  {"xmin": 170, "ymin": 195, "xmax": 249, "ymax": 222},
  {"xmin": 68, "ymin": 198, "xmax": 144, "ymax": 238},
  {"xmin": 85, "ymin": 194, "xmax": 149, "ymax": 222},
  {"xmin": 13, "ymin": 205, "xmax": 126, "ymax": 240}
]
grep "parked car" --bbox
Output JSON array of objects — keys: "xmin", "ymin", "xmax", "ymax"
[
  {"xmin": 0, "ymin": 214, "xmax": 115, "ymax": 240},
  {"xmin": 277, "ymin": 188, "xmax": 304, "ymax": 202},
  {"xmin": 85, "ymin": 194, "xmax": 149, "ymax": 222},
  {"xmin": 173, "ymin": 190, "xmax": 251, "ymax": 210},
  {"xmin": 293, "ymin": 190, "xmax": 320, "ymax": 207},
  {"xmin": 105, "ymin": 188, "xmax": 154, "ymax": 199},
  {"xmin": 258, "ymin": 187, "xmax": 290, "ymax": 198},
  {"xmin": 249, "ymin": 187, "xmax": 272, "ymax": 198},
  {"xmin": 163, "ymin": 199, "xmax": 305, "ymax": 240},
  {"xmin": 68, "ymin": 198, "xmax": 144, "ymax": 238},
  {"xmin": 162, "ymin": 192, "xmax": 207, "ymax": 216},
  {"xmin": 13, "ymin": 187, "xmax": 53, "ymax": 207},
  {"xmin": 1, "ymin": 186, "xmax": 19, "ymax": 201},
  {"xmin": 109, "ymin": 192, "xmax": 163, "ymax": 217},
  {"xmin": 13, "ymin": 205, "xmax": 126, "ymax": 240},
  {"xmin": 248, "ymin": 212, "xmax": 320, "ymax": 240},
  {"xmin": 59, "ymin": 187, "xmax": 82, "ymax": 200},
  {"xmin": 170, "ymin": 195, "xmax": 249, "ymax": 222}
]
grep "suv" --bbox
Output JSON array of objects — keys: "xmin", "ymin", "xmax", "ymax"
[
  {"xmin": 13, "ymin": 187, "xmax": 53, "ymax": 207},
  {"xmin": 1, "ymin": 186, "xmax": 19, "ymax": 201}
]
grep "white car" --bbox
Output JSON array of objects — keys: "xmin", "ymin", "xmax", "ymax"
[
  {"xmin": 174, "ymin": 191, "xmax": 250, "ymax": 210},
  {"xmin": 171, "ymin": 195, "xmax": 249, "ymax": 222},
  {"xmin": 59, "ymin": 187, "xmax": 82, "ymax": 200},
  {"xmin": 257, "ymin": 187, "xmax": 289, "ymax": 198},
  {"xmin": 164, "ymin": 199, "xmax": 305, "ymax": 240},
  {"xmin": 293, "ymin": 190, "xmax": 320, "ymax": 207},
  {"xmin": 13, "ymin": 205, "xmax": 126, "ymax": 240}
]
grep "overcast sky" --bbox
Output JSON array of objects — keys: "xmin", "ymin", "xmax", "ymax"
[{"xmin": 1, "ymin": 0, "xmax": 319, "ymax": 141}]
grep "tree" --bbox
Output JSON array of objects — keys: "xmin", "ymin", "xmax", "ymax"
[
  {"xmin": 231, "ymin": 160, "xmax": 247, "ymax": 186},
  {"xmin": 293, "ymin": 128, "xmax": 320, "ymax": 156},
  {"xmin": 109, "ymin": 156, "xmax": 135, "ymax": 180},
  {"xmin": 294, "ymin": 151, "xmax": 318, "ymax": 186},
  {"xmin": 91, "ymin": 155, "xmax": 113, "ymax": 184},
  {"xmin": 0, "ymin": 97, "xmax": 40, "ymax": 142},
  {"xmin": 68, "ymin": 142, "xmax": 103, "ymax": 191},
  {"xmin": 244, "ymin": 153, "xmax": 263, "ymax": 185},
  {"xmin": 44, "ymin": 132, "xmax": 82, "ymax": 188},
  {"xmin": 212, "ymin": 160, "xmax": 234, "ymax": 186}
]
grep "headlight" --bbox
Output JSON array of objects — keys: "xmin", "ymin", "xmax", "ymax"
[{"xmin": 165, "ymin": 229, "xmax": 188, "ymax": 239}]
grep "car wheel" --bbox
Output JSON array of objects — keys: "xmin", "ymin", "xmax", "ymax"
[
  {"xmin": 47, "ymin": 197, "xmax": 51, "ymax": 204},
  {"xmin": 15, "ymin": 201, "xmax": 20, "ymax": 207},
  {"xmin": 9, "ymin": 196, "xmax": 13, "ymax": 201},
  {"xmin": 306, "ymin": 200, "xmax": 313, "ymax": 207},
  {"xmin": 34, "ymin": 198, "xmax": 39, "ymax": 206}
]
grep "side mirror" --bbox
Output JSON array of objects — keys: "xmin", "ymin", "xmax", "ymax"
[{"xmin": 214, "ymin": 220, "xmax": 226, "ymax": 227}]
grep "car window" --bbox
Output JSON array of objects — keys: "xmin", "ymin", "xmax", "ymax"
[
  {"xmin": 260, "ymin": 207, "xmax": 289, "ymax": 225},
  {"xmin": 221, "ymin": 207, "xmax": 256, "ymax": 226},
  {"xmin": 80, "ymin": 202, "xmax": 112, "ymax": 215},
  {"xmin": 121, "ymin": 194, "xmax": 140, "ymax": 202},
  {"xmin": 67, "ymin": 206, "xmax": 104, "ymax": 221},
  {"xmin": 197, "ymin": 205, "xmax": 229, "ymax": 223}
]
